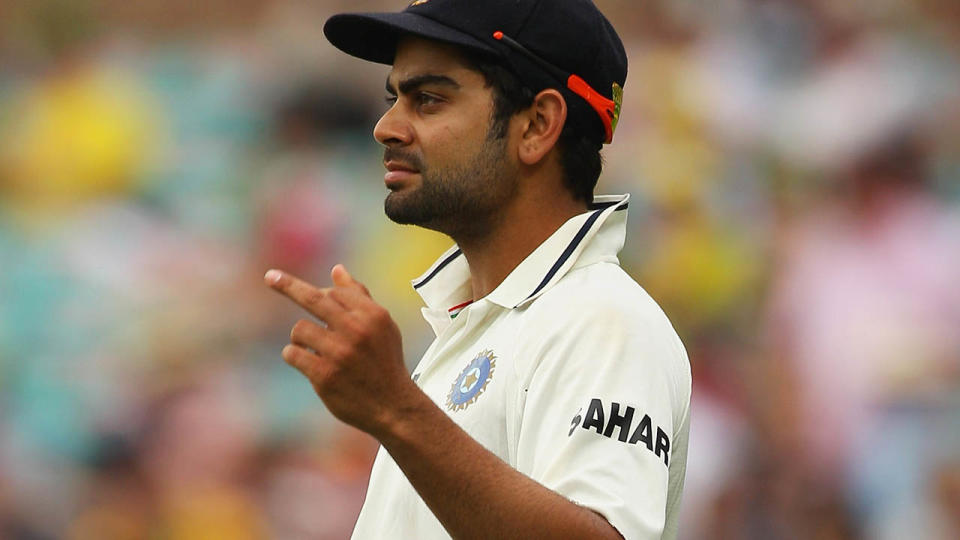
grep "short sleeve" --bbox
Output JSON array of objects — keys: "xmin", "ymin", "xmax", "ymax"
[{"xmin": 513, "ymin": 292, "xmax": 690, "ymax": 539}]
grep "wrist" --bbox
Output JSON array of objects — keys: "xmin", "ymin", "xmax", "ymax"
[{"xmin": 370, "ymin": 381, "xmax": 439, "ymax": 445}]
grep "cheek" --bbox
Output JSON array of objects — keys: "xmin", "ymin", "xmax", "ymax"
[
  {"xmin": 417, "ymin": 104, "xmax": 496, "ymax": 168},
  {"xmin": 422, "ymin": 126, "xmax": 471, "ymax": 168},
  {"xmin": 434, "ymin": 126, "xmax": 461, "ymax": 156}
]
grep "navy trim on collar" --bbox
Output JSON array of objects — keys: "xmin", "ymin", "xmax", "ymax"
[
  {"xmin": 413, "ymin": 248, "xmax": 462, "ymax": 289},
  {"xmin": 589, "ymin": 200, "xmax": 628, "ymax": 211},
  {"xmin": 519, "ymin": 199, "xmax": 628, "ymax": 305}
]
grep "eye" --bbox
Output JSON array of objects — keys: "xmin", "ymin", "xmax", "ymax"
[
  {"xmin": 384, "ymin": 95, "xmax": 398, "ymax": 106},
  {"xmin": 416, "ymin": 92, "xmax": 444, "ymax": 109}
]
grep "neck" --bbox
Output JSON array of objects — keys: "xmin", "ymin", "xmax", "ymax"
[{"xmin": 453, "ymin": 187, "xmax": 587, "ymax": 301}]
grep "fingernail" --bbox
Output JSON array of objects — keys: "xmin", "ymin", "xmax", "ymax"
[{"xmin": 264, "ymin": 269, "xmax": 282, "ymax": 284}]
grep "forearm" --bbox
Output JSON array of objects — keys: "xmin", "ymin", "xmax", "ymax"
[
  {"xmin": 374, "ymin": 393, "xmax": 623, "ymax": 540},
  {"xmin": 262, "ymin": 269, "xmax": 622, "ymax": 538}
]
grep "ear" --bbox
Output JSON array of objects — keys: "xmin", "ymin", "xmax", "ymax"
[{"xmin": 518, "ymin": 89, "xmax": 567, "ymax": 166}]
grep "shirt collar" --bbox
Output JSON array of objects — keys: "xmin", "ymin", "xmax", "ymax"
[{"xmin": 411, "ymin": 194, "xmax": 630, "ymax": 312}]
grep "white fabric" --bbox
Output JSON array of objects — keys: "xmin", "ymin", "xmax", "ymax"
[{"xmin": 352, "ymin": 194, "xmax": 691, "ymax": 539}]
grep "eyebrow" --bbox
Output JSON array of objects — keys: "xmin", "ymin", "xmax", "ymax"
[{"xmin": 385, "ymin": 74, "xmax": 461, "ymax": 95}]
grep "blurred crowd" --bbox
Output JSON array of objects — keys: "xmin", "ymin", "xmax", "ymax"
[{"xmin": 1, "ymin": 1, "xmax": 958, "ymax": 538}]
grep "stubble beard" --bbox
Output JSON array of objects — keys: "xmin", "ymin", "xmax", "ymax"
[{"xmin": 383, "ymin": 131, "xmax": 515, "ymax": 240}]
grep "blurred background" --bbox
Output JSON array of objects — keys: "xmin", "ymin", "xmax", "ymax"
[{"xmin": 0, "ymin": 0, "xmax": 958, "ymax": 538}]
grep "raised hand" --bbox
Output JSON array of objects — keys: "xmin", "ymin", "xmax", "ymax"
[{"xmin": 264, "ymin": 264, "xmax": 420, "ymax": 436}]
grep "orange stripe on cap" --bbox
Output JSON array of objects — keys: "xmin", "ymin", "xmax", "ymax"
[
  {"xmin": 566, "ymin": 75, "xmax": 616, "ymax": 143},
  {"xmin": 493, "ymin": 30, "xmax": 617, "ymax": 143}
]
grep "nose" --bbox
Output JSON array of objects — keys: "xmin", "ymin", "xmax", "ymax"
[{"xmin": 374, "ymin": 103, "xmax": 413, "ymax": 147}]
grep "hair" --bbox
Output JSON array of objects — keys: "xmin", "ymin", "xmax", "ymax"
[{"xmin": 463, "ymin": 52, "xmax": 603, "ymax": 204}]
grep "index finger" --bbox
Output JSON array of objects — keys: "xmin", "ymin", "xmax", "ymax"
[{"xmin": 264, "ymin": 269, "xmax": 339, "ymax": 318}]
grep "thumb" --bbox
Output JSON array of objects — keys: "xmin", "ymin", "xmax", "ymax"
[{"xmin": 331, "ymin": 264, "xmax": 371, "ymax": 296}]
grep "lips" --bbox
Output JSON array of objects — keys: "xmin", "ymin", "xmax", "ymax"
[
  {"xmin": 383, "ymin": 161, "xmax": 420, "ymax": 187},
  {"xmin": 384, "ymin": 161, "xmax": 419, "ymax": 173}
]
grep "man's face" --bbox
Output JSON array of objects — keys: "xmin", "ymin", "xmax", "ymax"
[{"xmin": 375, "ymin": 37, "xmax": 518, "ymax": 237}]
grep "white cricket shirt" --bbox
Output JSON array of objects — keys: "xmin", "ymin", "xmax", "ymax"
[{"xmin": 352, "ymin": 194, "xmax": 691, "ymax": 539}]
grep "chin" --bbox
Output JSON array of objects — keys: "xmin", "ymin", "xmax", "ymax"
[
  {"xmin": 385, "ymin": 194, "xmax": 453, "ymax": 233},
  {"xmin": 385, "ymin": 192, "xmax": 427, "ymax": 225}
]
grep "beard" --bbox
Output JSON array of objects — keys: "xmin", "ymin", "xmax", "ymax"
[{"xmin": 383, "ymin": 130, "xmax": 516, "ymax": 239}]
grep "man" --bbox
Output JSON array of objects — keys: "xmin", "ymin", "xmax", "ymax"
[{"xmin": 263, "ymin": 1, "xmax": 691, "ymax": 538}]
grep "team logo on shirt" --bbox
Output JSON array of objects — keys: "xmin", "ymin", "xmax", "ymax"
[{"xmin": 446, "ymin": 349, "xmax": 496, "ymax": 411}]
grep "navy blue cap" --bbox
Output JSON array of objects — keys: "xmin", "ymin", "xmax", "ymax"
[{"xmin": 323, "ymin": 0, "xmax": 628, "ymax": 144}]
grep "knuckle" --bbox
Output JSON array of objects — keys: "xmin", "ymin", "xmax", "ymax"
[
  {"xmin": 347, "ymin": 318, "xmax": 372, "ymax": 341},
  {"xmin": 330, "ymin": 288, "xmax": 348, "ymax": 304},
  {"xmin": 290, "ymin": 319, "xmax": 311, "ymax": 341},
  {"xmin": 324, "ymin": 360, "xmax": 342, "ymax": 379},
  {"xmin": 305, "ymin": 290, "xmax": 325, "ymax": 306},
  {"xmin": 329, "ymin": 339, "xmax": 353, "ymax": 360},
  {"xmin": 350, "ymin": 314, "xmax": 369, "ymax": 332},
  {"xmin": 371, "ymin": 306, "xmax": 390, "ymax": 325}
]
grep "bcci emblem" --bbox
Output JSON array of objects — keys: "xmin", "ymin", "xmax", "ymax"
[{"xmin": 446, "ymin": 349, "xmax": 496, "ymax": 412}]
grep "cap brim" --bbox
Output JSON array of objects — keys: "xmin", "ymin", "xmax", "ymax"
[{"xmin": 323, "ymin": 12, "xmax": 498, "ymax": 65}]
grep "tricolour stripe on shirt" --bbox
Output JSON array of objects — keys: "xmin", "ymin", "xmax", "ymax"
[{"xmin": 448, "ymin": 300, "xmax": 473, "ymax": 319}]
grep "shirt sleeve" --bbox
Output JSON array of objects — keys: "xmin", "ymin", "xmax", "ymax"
[{"xmin": 512, "ymin": 293, "xmax": 690, "ymax": 539}]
